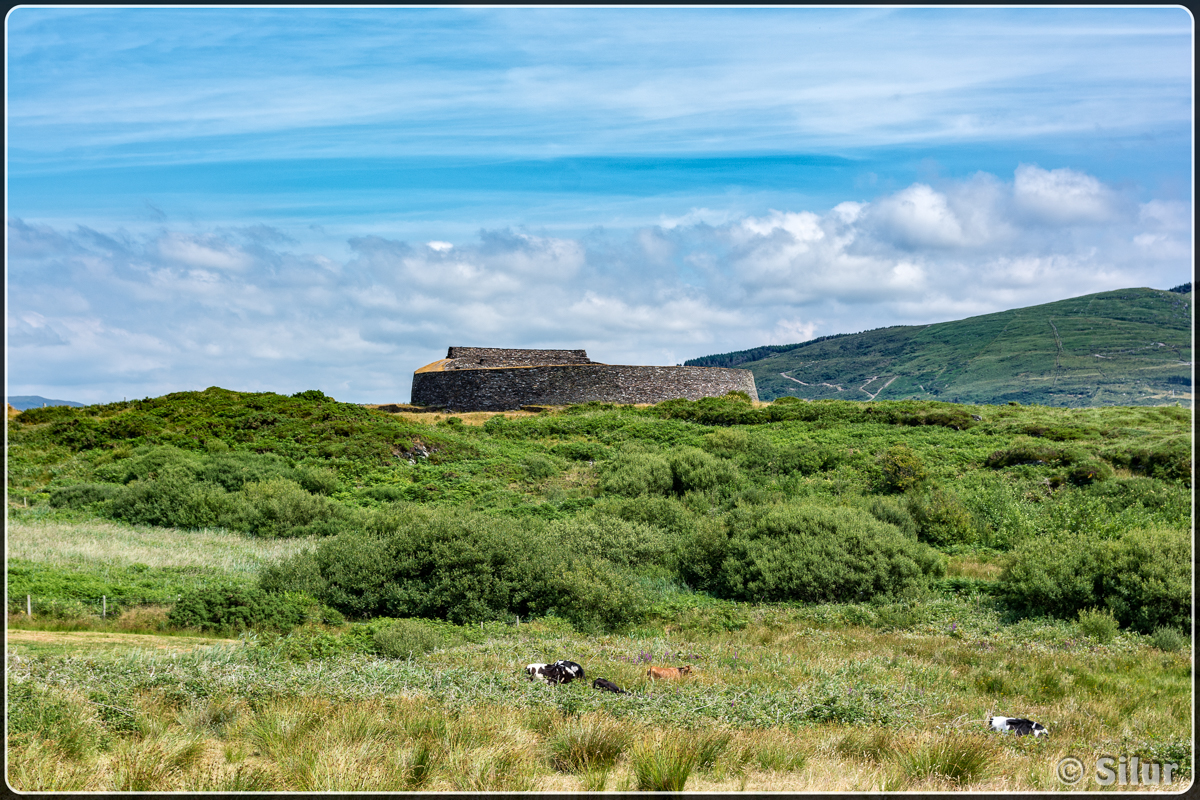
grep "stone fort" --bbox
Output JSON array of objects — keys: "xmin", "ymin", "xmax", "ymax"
[{"xmin": 410, "ymin": 346, "xmax": 758, "ymax": 411}]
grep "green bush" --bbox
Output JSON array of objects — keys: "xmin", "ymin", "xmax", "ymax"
[
  {"xmin": 109, "ymin": 470, "xmax": 240, "ymax": 530},
  {"xmin": 599, "ymin": 446, "xmax": 673, "ymax": 497},
  {"xmin": 866, "ymin": 497, "xmax": 918, "ymax": 538},
  {"xmin": 168, "ymin": 585, "xmax": 318, "ymax": 633},
  {"xmin": 1102, "ymin": 438, "xmax": 1192, "ymax": 486},
  {"xmin": 239, "ymin": 478, "xmax": 350, "ymax": 538},
  {"xmin": 999, "ymin": 526, "xmax": 1191, "ymax": 633},
  {"xmin": 48, "ymin": 482, "xmax": 122, "ymax": 508},
  {"xmin": 718, "ymin": 503, "xmax": 944, "ymax": 603},
  {"xmin": 1150, "ymin": 626, "xmax": 1187, "ymax": 652},
  {"xmin": 907, "ymin": 487, "xmax": 976, "ymax": 547},
  {"xmin": 550, "ymin": 441, "xmax": 607, "ymax": 462},
  {"xmin": 550, "ymin": 514, "xmax": 675, "ymax": 573},
  {"xmin": 262, "ymin": 505, "xmax": 650, "ymax": 631},
  {"xmin": 521, "ymin": 454, "xmax": 560, "ymax": 481},
  {"xmin": 878, "ymin": 444, "xmax": 928, "ymax": 493},
  {"xmin": 1077, "ymin": 607, "xmax": 1119, "ymax": 643},
  {"xmin": 668, "ymin": 446, "xmax": 740, "ymax": 495}
]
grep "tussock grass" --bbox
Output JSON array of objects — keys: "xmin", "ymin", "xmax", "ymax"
[
  {"xmin": 547, "ymin": 713, "xmax": 631, "ymax": 773},
  {"xmin": 895, "ymin": 733, "xmax": 998, "ymax": 785},
  {"xmin": 631, "ymin": 733, "xmax": 700, "ymax": 790}
]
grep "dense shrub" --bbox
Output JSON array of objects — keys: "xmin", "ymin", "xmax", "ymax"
[
  {"xmin": 985, "ymin": 438, "xmax": 1079, "ymax": 469},
  {"xmin": 599, "ymin": 446, "xmax": 673, "ymax": 497},
  {"xmin": 260, "ymin": 505, "xmax": 650, "ymax": 631},
  {"xmin": 999, "ymin": 526, "xmax": 1191, "ymax": 633},
  {"xmin": 668, "ymin": 446, "xmax": 740, "ymax": 495},
  {"xmin": 906, "ymin": 487, "xmax": 976, "ymax": 547},
  {"xmin": 866, "ymin": 496, "xmax": 918, "ymax": 538},
  {"xmin": 1151, "ymin": 626, "xmax": 1187, "ymax": 652},
  {"xmin": 550, "ymin": 514, "xmax": 676, "ymax": 574},
  {"xmin": 1077, "ymin": 607, "xmax": 1119, "ymax": 643},
  {"xmin": 239, "ymin": 478, "xmax": 351, "ymax": 537},
  {"xmin": 717, "ymin": 503, "xmax": 945, "ymax": 603},
  {"xmin": 521, "ymin": 454, "xmax": 560, "ymax": 481},
  {"xmin": 109, "ymin": 470, "xmax": 240, "ymax": 530},
  {"xmin": 550, "ymin": 441, "xmax": 608, "ymax": 462},
  {"xmin": 167, "ymin": 585, "xmax": 318, "ymax": 633},
  {"xmin": 48, "ymin": 482, "xmax": 122, "ymax": 508},
  {"xmin": 593, "ymin": 495, "xmax": 698, "ymax": 537},
  {"xmin": 877, "ymin": 444, "xmax": 928, "ymax": 492}
]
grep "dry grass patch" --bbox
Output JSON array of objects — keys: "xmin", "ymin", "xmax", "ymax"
[{"xmin": 6, "ymin": 519, "xmax": 319, "ymax": 574}]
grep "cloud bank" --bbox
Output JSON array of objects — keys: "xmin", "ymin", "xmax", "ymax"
[{"xmin": 6, "ymin": 166, "xmax": 1190, "ymax": 403}]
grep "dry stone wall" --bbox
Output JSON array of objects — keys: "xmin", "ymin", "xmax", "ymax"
[
  {"xmin": 443, "ymin": 347, "xmax": 591, "ymax": 368},
  {"xmin": 411, "ymin": 363, "xmax": 759, "ymax": 411}
]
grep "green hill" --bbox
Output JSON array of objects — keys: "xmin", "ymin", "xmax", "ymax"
[{"xmin": 691, "ymin": 287, "xmax": 1193, "ymax": 407}]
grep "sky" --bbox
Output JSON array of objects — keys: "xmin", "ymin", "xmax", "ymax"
[{"xmin": 5, "ymin": 6, "xmax": 1194, "ymax": 405}]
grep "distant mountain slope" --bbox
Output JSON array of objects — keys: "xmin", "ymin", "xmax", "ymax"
[
  {"xmin": 689, "ymin": 287, "xmax": 1193, "ymax": 407},
  {"xmin": 7, "ymin": 396, "xmax": 86, "ymax": 411}
]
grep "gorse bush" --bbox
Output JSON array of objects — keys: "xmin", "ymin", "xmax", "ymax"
[
  {"xmin": 48, "ymin": 482, "xmax": 122, "ymax": 508},
  {"xmin": 668, "ymin": 446, "xmax": 741, "ymax": 495},
  {"xmin": 550, "ymin": 514, "xmax": 676, "ymax": 574},
  {"xmin": 907, "ymin": 487, "xmax": 976, "ymax": 547},
  {"xmin": 878, "ymin": 444, "xmax": 928, "ymax": 492},
  {"xmin": 260, "ymin": 504, "xmax": 651, "ymax": 631},
  {"xmin": 999, "ymin": 526, "xmax": 1191, "ymax": 633},
  {"xmin": 599, "ymin": 446, "xmax": 673, "ymax": 497},
  {"xmin": 717, "ymin": 503, "xmax": 945, "ymax": 603},
  {"xmin": 167, "ymin": 585, "xmax": 321, "ymax": 633}
]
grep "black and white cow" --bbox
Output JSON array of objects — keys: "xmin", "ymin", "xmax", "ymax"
[
  {"xmin": 552, "ymin": 660, "xmax": 585, "ymax": 684},
  {"xmin": 526, "ymin": 663, "xmax": 552, "ymax": 682},
  {"xmin": 988, "ymin": 716, "xmax": 1047, "ymax": 737}
]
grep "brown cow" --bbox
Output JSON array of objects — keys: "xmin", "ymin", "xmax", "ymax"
[{"xmin": 647, "ymin": 665, "xmax": 692, "ymax": 680}]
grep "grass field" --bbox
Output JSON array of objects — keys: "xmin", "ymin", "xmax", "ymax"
[{"xmin": 7, "ymin": 567, "xmax": 1192, "ymax": 791}]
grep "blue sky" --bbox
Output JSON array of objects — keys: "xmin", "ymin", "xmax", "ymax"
[{"xmin": 5, "ymin": 6, "xmax": 1193, "ymax": 404}]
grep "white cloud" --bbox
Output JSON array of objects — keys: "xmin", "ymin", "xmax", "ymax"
[
  {"xmin": 1012, "ymin": 163, "xmax": 1115, "ymax": 224},
  {"xmin": 158, "ymin": 233, "xmax": 253, "ymax": 271},
  {"xmin": 869, "ymin": 183, "xmax": 966, "ymax": 248},
  {"xmin": 5, "ymin": 164, "xmax": 1190, "ymax": 404}
]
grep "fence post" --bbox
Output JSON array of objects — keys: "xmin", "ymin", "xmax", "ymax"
[
  {"xmin": 103, "ymin": 596, "xmax": 107, "ymax": 620},
  {"xmin": 27, "ymin": 595, "xmax": 31, "ymax": 617}
]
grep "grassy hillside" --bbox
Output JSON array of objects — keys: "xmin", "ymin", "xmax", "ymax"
[{"xmin": 690, "ymin": 287, "xmax": 1193, "ymax": 406}]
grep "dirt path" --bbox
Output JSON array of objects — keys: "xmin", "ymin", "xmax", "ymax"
[{"xmin": 6, "ymin": 628, "xmax": 242, "ymax": 654}]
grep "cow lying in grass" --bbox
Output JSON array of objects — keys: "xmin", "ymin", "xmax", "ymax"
[
  {"xmin": 526, "ymin": 660, "xmax": 586, "ymax": 685},
  {"xmin": 552, "ymin": 660, "xmax": 585, "ymax": 684},
  {"xmin": 647, "ymin": 665, "xmax": 692, "ymax": 680},
  {"xmin": 988, "ymin": 716, "xmax": 1047, "ymax": 737}
]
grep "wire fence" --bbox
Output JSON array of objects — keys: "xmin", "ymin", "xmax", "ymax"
[{"xmin": 8, "ymin": 594, "xmax": 176, "ymax": 619}]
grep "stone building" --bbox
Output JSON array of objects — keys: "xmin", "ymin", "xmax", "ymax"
[{"xmin": 410, "ymin": 346, "xmax": 758, "ymax": 411}]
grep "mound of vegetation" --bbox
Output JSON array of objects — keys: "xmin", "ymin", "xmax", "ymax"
[{"xmin": 7, "ymin": 386, "xmax": 1192, "ymax": 634}]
